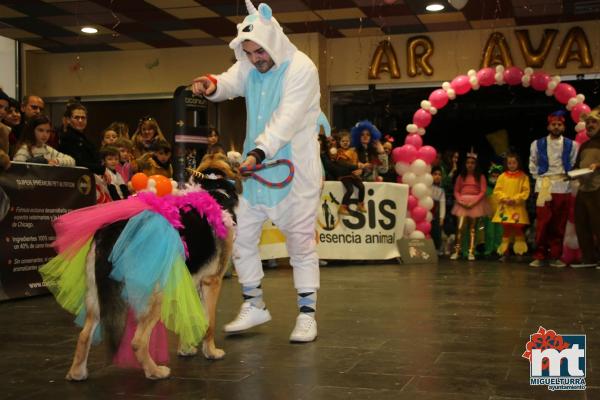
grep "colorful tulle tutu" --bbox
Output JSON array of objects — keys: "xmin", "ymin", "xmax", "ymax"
[{"xmin": 39, "ymin": 189, "xmax": 231, "ymax": 368}]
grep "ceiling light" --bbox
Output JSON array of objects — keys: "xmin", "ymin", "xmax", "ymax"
[
  {"xmin": 426, "ymin": 3, "xmax": 445, "ymax": 11},
  {"xmin": 81, "ymin": 26, "xmax": 98, "ymax": 34}
]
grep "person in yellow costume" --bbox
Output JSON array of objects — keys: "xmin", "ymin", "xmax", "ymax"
[{"xmin": 492, "ymin": 153, "xmax": 530, "ymax": 256}]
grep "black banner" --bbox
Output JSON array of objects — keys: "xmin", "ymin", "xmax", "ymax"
[{"xmin": 0, "ymin": 162, "xmax": 95, "ymax": 301}]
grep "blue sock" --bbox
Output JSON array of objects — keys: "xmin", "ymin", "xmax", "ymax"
[
  {"xmin": 242, "ymin": 282, "xmax": 265, "ymax": 309},
  {"xmin": 297, "ymin": 291, "xmax": 316, "ymax": 318}
]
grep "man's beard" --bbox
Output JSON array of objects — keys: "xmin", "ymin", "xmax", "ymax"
[
  {"xmin": 254, "ymin": 61, "xmax": 272, "ymax": 73},
  {"xmin": 549, "ymin": 129, "xmax": 563, "ymax": 137}
]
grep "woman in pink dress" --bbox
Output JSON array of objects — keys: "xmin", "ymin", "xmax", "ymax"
[{"xmin": 450, "ymin": 149, "xmax": 490, "ymax": 261}]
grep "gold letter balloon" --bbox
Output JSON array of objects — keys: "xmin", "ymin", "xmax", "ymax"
[
  {"xmin": 368, "ymin": 40, "xmax": 401, "ymax": 79},
  {"xmin": 407, "ymin": 36, "xmax": 434, "ymax": 77}
]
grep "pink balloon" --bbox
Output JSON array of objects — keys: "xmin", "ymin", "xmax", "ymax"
[
  {"xmin": 503, "ymin": 66, "xmax": 524, "ymax": 86},
  {"xmin": 571, "ymin": 103, "xmax": 591, "ymax": 123},
  {"xmin": 411, "ymin": 206, "xmax": 427, "ymax": 222},
  {"xmin": 416, "ymin": 221, "xmax": 431, "ymax": 235},
  {"xmin": 395, "ymin": 144, "xmax": 418, "ymax": 164},
  {"xmin": 417, "ymin": 145, "xmax": 437, "ymax": 165},
  {"xmin": 428, "ymin": 89, "xmax": 449, "ymax": 109},
  {"xmin": 450, "ymin": 75, "xmax": 471, "ymax": 95},
  {"xmin": 476, "ymin": 68, "xmax": 495, "ymax": 87},
  {"xmin": 407, "ymin": 194, "xmax": 418, "ymax": 210},
  {"xmin": 413, "ymin": 109, "xmax": 432, "ymax": 128},
  {"xmin": 530, "ymin": 72, "xmax": 550, "ymax": 91},
  {"xmin": 575, "ymin": 131, "xmax": 590, "ymax": 145},
  {"xmin": 554, "ymin": 83, "xmax": 577, "ymax": 104},
  {"xmin": 404, "ymin": 133, "xmax": 423, "ymax": 148}
]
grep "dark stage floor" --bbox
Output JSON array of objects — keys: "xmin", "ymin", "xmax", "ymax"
[{"xmin": 1, "ymin": 260, "xmax": 598, "ymax": 400}]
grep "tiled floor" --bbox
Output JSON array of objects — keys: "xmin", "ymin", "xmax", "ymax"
[{"xmin": 0, "ymin": 259, "xmax": 597, "ymax": 400}]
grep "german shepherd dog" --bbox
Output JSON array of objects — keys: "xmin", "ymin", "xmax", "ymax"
[{"xmin": 65, "ymin": 153, "xmax": 240, "ymax": 381}]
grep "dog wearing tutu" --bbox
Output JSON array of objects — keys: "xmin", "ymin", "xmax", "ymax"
[{"xmin": 40, "ymin": 153, "xmax": 239, "ymax": 380}]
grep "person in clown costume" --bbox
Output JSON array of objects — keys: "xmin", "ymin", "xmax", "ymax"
[{"xmin": 192, "ymin": 0, "xmax": 323, "ymax": 342}]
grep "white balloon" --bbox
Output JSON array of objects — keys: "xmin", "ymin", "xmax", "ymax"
[
  {"xmin": 551, "ymin": 75, "xmax": 561, "ymax": 83},
  {"xmin": 545, "ymin": 89, "xmax": 554, "ymax": 97},
  {"xmin": 472, "ymin": 84, "xmax": 480, "ymax": 91},
  {"xmin": 406, "ymin": 123, "xmax": 418, "ymax": 133},
  {"xmin": 395, "ymin": 161, "xmax": 410, "ymax": 175},
  {"xmin": 417, "ymin": 127, "xmax": 426, "ymax": 136},
  {"xmin": 575, "ymin": 122, "xmax": 586, "ymax": 132},
  {"xmin": 524, "ymin": 67, "xmax": 534, "ymax": 75},
  {"xmin": 147, "ymin": 178, "xmax": 156, "ymax": 188},
  {"xmin": 467, "ymin": 69, "xmax": 477, "ymax": 76},
  {"xmin": 495, "ymin": 73, "xmax": 504, "ymax": 84},
  {"xmin": 547, "ymin": 81, "xmax": 558, "ymax": 90},
  {"xmin": 447, "ymin": 89, "xmax": 456, "ymax": 99},
  {"xmin": 404, "ymin": 217, "xmax": 416, "ymax": 235},
  {"xmin": 425, "ymin": 211, "xmax": 433, "ymax": 222},
  {"xmin": 412, "ymin": 182, "xmax": 429, "ymax": 199},
  {"xmin": 409, "ymin": 230, "xmax": 426, "ymax": 239},
  {"xmin": 420, "ymin": 100, "xmax": 431, "ymax": 110},
  {"xmin": 149, "ymin": 187, "xmax": 158, "ymax": 194},
  {"xmin": 410, "ymin": 159, "xmax": 428, "ymax": 176},
  {"xmin": 429, "ymin": 106, "xmax": 438, "ymax": 115},
  {"xmin": 171, "ymin": 180, "xmax": 178, "ymax": 190},
  {"xmin": 403, "ymin": 172, "xmax": 417, "ymax": 186},
  {"xmin": 469, "ymin": 76, "xmax": 478, "ymax": 85},
  {"xmin": 495, "ymin": 65, "xmax": 505, "ymax": 72},
  {"xmin": 576, "ymin": 94, "xmax": 585, "ymax": 103},
  {"xmin": 567, "ymin": 97, "xmax": 578, "ymax": 107},
  {"xmin": 442, "ymin": 81, "xmax": 451, "ymax": 90},
  {"xmin": 416, "ymin": 173, "xmax": 433, "ymax": 187},
  {"xmin": 418, "ymin": 196, "xmax": 434, "ymax": 210},
  {"xmin": 448, "ymin": 0, "xmax": 468, "ymax": 10}
]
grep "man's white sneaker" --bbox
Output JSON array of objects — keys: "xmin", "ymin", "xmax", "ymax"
[
  {"xmin": 223, "ymin": 302, "xmax": 271, "ymax": 333},
  {"xmin": 549, "ymin": 259, "xmax": 566, "ymax": 268},
  {"xmin": 289, "ymin": 314, "xmax": 317, "ymax": 343},
  {"xmin": 529, "ymin": 259, "xmax": 544, "ymax": 267}
]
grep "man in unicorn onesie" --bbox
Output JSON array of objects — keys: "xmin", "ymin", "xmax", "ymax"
[{"xmin": 192, "ymin": 0, "xmax": 322, "ymax": 342}]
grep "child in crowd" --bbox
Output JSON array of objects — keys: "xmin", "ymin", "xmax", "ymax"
[
  {"xmin": 114, "ymin": 137, "xmax": 135, "ymax": 182},
  {"xmin": 136, "ymin": 138, "xmax": 173, "ymax": 178},
  {"xmin": 483, "ymin": 164, "xmax": 504, "ymax": 258},
  {"xmin": 492, "ymin": 153, "xmax": 530, "ymax": 257},
  {"xmin": 107, "ymin": 121, "xmax": 130, "ymax": 139},
  {"xmin": 430, "ymin": 166, "xmax": 446, "ymax": 255},
  {"xmin": 331, "ymin": 130, "xmax": 365, "ymax": 214},
  {"xmin": 100, "ymin": 146, "xmax": 130, "ymax": 201},
  {"xmin": 101, "ymin": 127, "xmax": 119, "ymax": 146},
  {"xmin": 351, "ymin": 120, "xmax": 388, "ymax": 182},
  {"xmin": 13, "ymin": 115, "xmax": 75, "ymax": 167},
  {"xmin": 131, "ymin": 116, "xmax": 167, "ymax": 158},
  {"xmin": 450, "ymin": 149, "xmax": 489, "ymax": 261}
]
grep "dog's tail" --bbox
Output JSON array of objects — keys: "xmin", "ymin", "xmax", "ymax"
[{"xmin": 94, "ymin": 222, "xmax": 128, "ymax": 354}]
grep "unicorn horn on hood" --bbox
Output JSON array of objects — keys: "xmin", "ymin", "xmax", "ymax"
[{"xmin": 245, "ymin": 0, "xmax": 258, "ymax": 14}]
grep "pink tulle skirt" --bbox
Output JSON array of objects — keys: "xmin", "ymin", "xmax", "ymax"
[
  {"xmin": 451, "ymin": 195, "xmax": 491, "ymax": 218},
  {"xmin": 113, "ymin": 308, "xmax": 170, "ymax": 369}
]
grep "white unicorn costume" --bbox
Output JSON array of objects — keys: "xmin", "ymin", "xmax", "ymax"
[{"xmin": 203, "ymin": 0, "xmax": 322, "ymax": 341}]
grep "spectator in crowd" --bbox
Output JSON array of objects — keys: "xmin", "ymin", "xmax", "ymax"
[
  {"xmin": 380, "ymin": 134, "xmax": 397, "ymax": 182},
  {"xmin": 136, "ymin": 138, "xmax": 173, "ymax": 178},
  {"xmin": 440, "ymin": 149, "xmax": 459, "ymax": 253},
  {"xmin": 101, "ymin": 127, "xmax": 119, "ymax": 146},
  {"xmin": 492, "ymin": 153, "xmax": 530, "ymax": 258},
  {"xmin": 59, "ymin": 103, "xmax": 105, "ymax": 175},
  {"xmin": 483, "ymin": 164, "xmax": 504, "ymax": 258},
  {"xmin": 107, "ymin": 121, "xmax": 130, "ymax": 139},
  {"xmin": 2, "ymin": 97, "xmax": 21, "ymax": 153},
  {"xmin": 100, "ymin": 145, "xmax": 130, "ymax": 201},
  {"xmin": 0, "ymin": 90, "xmax": 11, "ymax": 153},
  {"xmin": 330, "ymin": 130, "xmax": 365, "ymax": 214},
  {"xmin": 207, "ymin": 127, "xmax": 220, "ymax": 147},
  {"xmin": 131, "ymin": 116, "xmax": 166, "ymax": 158},
  {"xmin": 20, "ymin": 95, "xmax": 44, "ymax": 121},
  {"xmin": 430, "ymin": 166, "xmax": 446, "ymax": 255},
  {"xmin": 12, "ymin": 115, "xmax": 74, "ymax": 166},
  {"xmin": 350, "ymin": 120, "xmax": 388, "ymax": 182},
  {"xmin": 0, "ymin": 91, "xmax": 9, "ymax": 170},
  {"xmin": 114, "ymin": 137, "xmax": 135, "ymax": 182},
  {"xmin": 450, "ymin": 149, "xmax": 489, "ymax": 261},
  {"xmin": 528, "ymin": 111, "xmax": 577, "ymax": 268},
  {"xmin": 572, "ymin": 107, "xmax": 600, "ymax": 268}
]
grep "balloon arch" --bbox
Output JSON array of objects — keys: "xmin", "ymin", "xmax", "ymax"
[{"xmin": 392, "ymin": 65, "xmax": 592, "ymax": 240}]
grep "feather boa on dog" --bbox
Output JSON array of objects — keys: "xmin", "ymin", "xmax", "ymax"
[{"xmin": 40, "ymin": 188, "xmax": 234, "ymax": 356}]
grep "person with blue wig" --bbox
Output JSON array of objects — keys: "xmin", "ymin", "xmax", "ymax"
[{"xmin": 350, "ymin": 120, "xmax": 388, "ymax": 182}]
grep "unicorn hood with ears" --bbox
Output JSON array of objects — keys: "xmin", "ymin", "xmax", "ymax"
[{"xmin": 229, "ymin": 0, "xmax": 297, "ymax": 67}]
